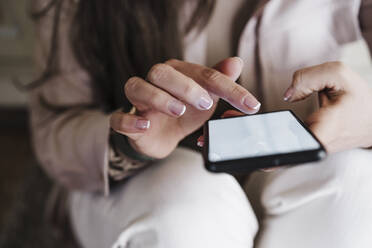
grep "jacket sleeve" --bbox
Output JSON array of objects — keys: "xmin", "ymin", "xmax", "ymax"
[
  {"xmin": 30, "ymin": 0, "xmax": 111, "ymax": 194},
  {"xmin": 360, "ymin": 0, "xmax": 372, "ymax": 55}
]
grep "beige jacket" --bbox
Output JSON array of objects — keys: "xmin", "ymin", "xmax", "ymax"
[{"xmin": 30, "ymin": 0, "xmax": 372, "ymax": 195}]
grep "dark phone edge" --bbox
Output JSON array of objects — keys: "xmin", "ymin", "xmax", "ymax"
[{"xmin": 202, "ymin": 110, "xmax": 327, "ymax": 173}]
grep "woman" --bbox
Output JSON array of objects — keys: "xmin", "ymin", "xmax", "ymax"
[{"xmin": 30, "ymin": 0, "xmax": 372, "ymax": 247}]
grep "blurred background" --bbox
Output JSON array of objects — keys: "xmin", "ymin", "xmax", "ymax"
[
  {"xmin": 0, "ymin": 0, "xmax": 76, "ymax": 247},
  {"xmin": 0, "ymin": 1, "xmax": 371, "ymax": 247}
]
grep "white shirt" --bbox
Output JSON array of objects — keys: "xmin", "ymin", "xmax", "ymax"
[{"xmin": 206, "ymin": 0, "xmax": 246, "ymax": 66}]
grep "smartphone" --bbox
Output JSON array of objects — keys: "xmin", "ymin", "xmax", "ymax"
[{"xmin": 203, "ymin": 110, "xmax": 326, "ymax": 173}]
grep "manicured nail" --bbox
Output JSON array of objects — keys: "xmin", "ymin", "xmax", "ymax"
[
  {"xmin": 168, "ymin": 100, "xmax": 186, "ymax": 116},
  {"xmin": 135, "ymin": 119, "xmax": 150, "ymax": 130},
  {"xmin": 284, "ymin": 87, "xmax": 295, "ymax": 101},
  {"xmin": 198, "ymin": 96, "xmax": 213, "ymax": 110},
  {"xmin": 233, "ymin": 57, "xmax": 244, "ymax": 67},
  {"xmin": 243, "ymin": 96, "xmax": 261, "ymax": 110}
]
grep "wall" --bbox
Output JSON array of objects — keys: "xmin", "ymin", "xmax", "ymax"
[{"xmin": 0, "ymin": 0, "xmax": 34, "ymax": 107}]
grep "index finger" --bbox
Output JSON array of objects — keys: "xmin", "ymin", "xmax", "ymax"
[{"xmin": 166, "ymin": 59, "xmax": 261, "ymax": 114}]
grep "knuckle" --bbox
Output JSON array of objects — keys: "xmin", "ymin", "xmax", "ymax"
[
  {"xmin": 125, "ymin": 77, "xmax": 140, "ymax": 93},
  {"xmin": 164, "ymin": 59, "xmax": 179, "ymax": 66},
  {"xmin": 292, "ymin": 70, "xmax": 304, "ymax": 88},
  {"xmin": 329, "ymin": 61, "xmax": 346, "ymax": 74},
  {"xmin": 202, "ymin": 68, "xmax": 221, "ymax": 85},
  {"xmin": 125, "ymin": 77, "xmax": 143, "ymax": 100},
  {"xmin": 148, "ymin": 88, "xmax": 165, "ymax": 108},
  {"xmin": 183, "ymin": 82, "xmax": 199, "ymax": 98},
  {"xmin": 228, "ymin": 84, "xmax": 246, "ymax": 102},
  {"xmin": 147, "ymin": 63, "xmax": 170, "ymax": 82}
]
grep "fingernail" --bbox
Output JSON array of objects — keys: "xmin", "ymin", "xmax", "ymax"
[
  {"xmin": 197, "ymin": 141, "xmax": 204, "ymax": 147},
  {"xmin": 243, "ymin": 96, "xmax": 261, "ymax": 110},
  {"xmin": 233, "ymin": 57, "xmax": 244, "ymax": 67},
  {"xmin": 198, "ymin": 96, "xmax": 213, "ymax": 110},
  {"xmin": 168, "ymin": 100, "xmax": 186, "ymax": 116},
  {"xmin": 284, "ymin": 87, "xmax": 295, "ymax": 101},
  {"xmin": 135, "ymin": 119, "xmax": 150, "ymax": 130}
]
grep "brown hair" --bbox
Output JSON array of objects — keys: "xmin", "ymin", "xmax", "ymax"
[{"xmin": 29, "ymin": 0, "xmax": 215, "ymax": 112}]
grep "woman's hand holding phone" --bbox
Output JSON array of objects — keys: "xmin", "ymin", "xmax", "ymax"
[
  {"xmin": 199, "ymin": 61, "xmax": 372, "ymax": 165},
  {"xmin": 284, "ymin": 62, "xmax": 372, "ymax": 153},
  {"xmin": 110, "ymin": 57, "xmax": 261, "ymax": 159}
]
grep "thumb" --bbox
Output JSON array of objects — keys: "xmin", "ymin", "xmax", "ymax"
[
  {"xmin": 213, "ymin": 57, "xmax": 244, "ymax": 82},
  {"xmin": 283, "ymin": 62, "xmax": 348, "ymax": 102},
  {"xmin": 306, "ymin": 109, "xmax": 334, "ymax": 152}
]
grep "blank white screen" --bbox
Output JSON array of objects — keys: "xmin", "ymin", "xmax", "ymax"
[{"xmin": 208, "ymin": 111, "xmax": 320, "ymax": 162}]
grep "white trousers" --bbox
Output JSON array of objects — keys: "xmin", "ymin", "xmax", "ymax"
[{"xmin": 69, "ymin": 148, "xmax": 372, "ymax": 248}]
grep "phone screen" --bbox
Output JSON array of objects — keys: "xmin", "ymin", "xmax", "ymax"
[{"xmin": 208, "ymin": 111, "xmax": 321, "ymax": 162}]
